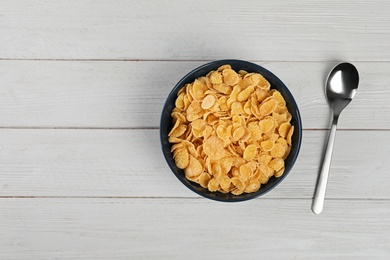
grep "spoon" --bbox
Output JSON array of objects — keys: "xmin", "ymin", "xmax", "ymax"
[{"xmin": 312, "ymin": 62, "xmax": 359, "ymax": 214}]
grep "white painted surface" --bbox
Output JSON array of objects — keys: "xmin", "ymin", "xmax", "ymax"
[
  {"xmin": 0, "ymin": 129, "xmax": 389, "ymax": 200},
  {"xmin": 1, "ymin": 0, "xmax": 389, "ymax": 259},
  {"xmin": 1, "ymin": 0, "xmax": 390, "ymax": 61},
  {"xmin": 1, "ymin": 61, "xmax": 389, "ymax": 129},
  {"xmin": 1, "ymin": 198, "xmax": 389, "ymax": 259}
]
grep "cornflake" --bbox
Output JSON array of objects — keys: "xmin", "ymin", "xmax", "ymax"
[{"xmin": 168, "ymin": 64, "xmax": 294, "ymax": 194}]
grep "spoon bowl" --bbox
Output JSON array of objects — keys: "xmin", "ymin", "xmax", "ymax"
[
  {"xmin": 312, "ymin": 62, "xmax": 359, "ymax": 214},
  {"xmin": 326, "ymin": 63, "xmax": 359, "ymax": 115}
]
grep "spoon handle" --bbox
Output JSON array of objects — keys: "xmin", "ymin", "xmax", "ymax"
[{"xmin": 312, "ymin": 116, "xmax": 338, "ymax": 214}]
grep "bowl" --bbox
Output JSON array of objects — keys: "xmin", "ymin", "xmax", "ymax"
[{"xmin": 160, "ymin": 59, "xmax": 302, "ymax": 202}]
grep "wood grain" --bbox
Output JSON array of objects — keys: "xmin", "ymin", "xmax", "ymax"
[
  {"xmin": 1, "ymin": 61, "xmax": 389, "ymax": 129},
  {"xmin": 1, "ymin": 1, "xmax": 390, "ymax": 61},
  {"xmin": 0, "ymin": 198, "xmax": 389, "ymax": 259},
  {"xmin": 1, "ymin": 129, "xmax": 389, "ymax": 199},
  {"xmin": 1, "ymin": 1, "xmax": 390, "ymax": 258}
]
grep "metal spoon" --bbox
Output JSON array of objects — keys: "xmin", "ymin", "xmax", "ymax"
[{"xmin": 312, "ymin": 62, "xmax": 359, "ymax": 214}]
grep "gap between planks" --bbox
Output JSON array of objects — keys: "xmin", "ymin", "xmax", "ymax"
[
  {"xmin": 0, "ymin": 126, "xmax": 390, "ymax": 131},
  {"xmin": 0, "ymin": 196, "xmax": 389, "ymax": 201},
  {"xmin": 1, "ymin": 58, "xmax": 390, "ymax": 63}
]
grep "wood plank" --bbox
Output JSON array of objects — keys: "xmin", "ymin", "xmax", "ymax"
[
  {"xmin": 0, "ymin": 198, "xmax": 389, "ymax": 259},
  {"xmin": 1, "ymin": 1, "xmax": 390, "ymax": 61},
  {"xmin": 1, "ymin": 129, "xmax": 389, "ymax": 199},
  {"xmin": 0, "ymin": 60, "xmax": 388, "ymax": 129}
]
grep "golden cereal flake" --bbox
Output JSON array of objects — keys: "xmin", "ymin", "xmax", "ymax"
[
  {"xmin": 260, "ymin": 98, "xmax": 277, "ymax": 116},
  {"xmin": 222, "ymin": 69, "xmax": 240, "ymax": 86},
  {"xmin": 199, "ymin": 172, "xmax": 212, "ymax": 188},
  {"xmin": 209, "ymin": 71, "xmax": 223, "ymax": 84},
  {"xmin": 201, "ymin": 94, "xmax": 217, "ymax": 110},
  {"xmin": 174, "ymin": 148, "xmax": 190, "ymax": 169},
  {"xmin": 287, "ymin": 125, "xmax": 294, "ymax": 146},
  {"xmin": 203, "ymin": 135, "xmax": 230, "ymax": 160},
  {"xmin": 243, "ymin": 144, "xmax": 257, "ymax": 161},
  {"xmin": 268, "ymin": 158, "xmax": 284, "ymax": 171}
]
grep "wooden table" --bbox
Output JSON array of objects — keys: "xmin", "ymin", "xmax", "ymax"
[{"xmin": 1, "ymin": 1, "xmax": 389, "ymax": 259}]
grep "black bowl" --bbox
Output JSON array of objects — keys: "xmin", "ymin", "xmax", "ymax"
[{"xmin": 160, "ymin": 59, "xmax": 302, "ymax": 202}]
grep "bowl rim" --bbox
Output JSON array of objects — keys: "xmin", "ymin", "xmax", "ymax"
[{"xmin": 160, "ymin": 59, "xmax": 302, "ymax": 202}]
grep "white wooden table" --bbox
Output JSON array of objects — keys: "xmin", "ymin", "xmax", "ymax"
[{"xmin": 1, "ymin": 1, "xmax": 390, "ymax": 259}]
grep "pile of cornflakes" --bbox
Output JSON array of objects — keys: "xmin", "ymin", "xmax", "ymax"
[{"xmin": 168, "ymin": 64, "xmax": 294, "ymax": 195}]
